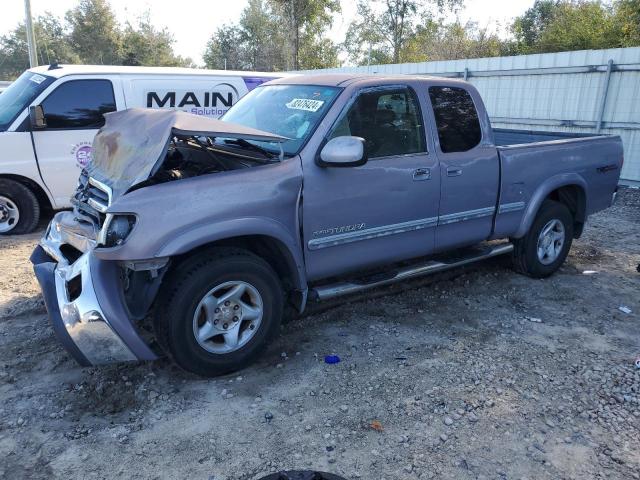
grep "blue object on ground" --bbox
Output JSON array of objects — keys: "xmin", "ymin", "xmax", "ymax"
[{"xmin": 324, "ymin": 355, "xmax": 341, "ymax": 364}]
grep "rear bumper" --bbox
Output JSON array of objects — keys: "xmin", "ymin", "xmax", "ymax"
[{"xmin": 31, "ymin": 212, "xmax": 157, "ymax": 366}]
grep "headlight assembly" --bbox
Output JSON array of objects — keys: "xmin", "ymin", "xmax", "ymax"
[{"xmin": 98, "ymin": 214, "xmax": 137, "ymax": 247}]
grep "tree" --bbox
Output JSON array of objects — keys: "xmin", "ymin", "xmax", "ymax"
[
  {"xmin": 121, "ymin": 13, "xmax": 192, "ymax": 67},
  {"xmin": 510, "ymin": 0, "xmax": 632, "ymax": 54},
  {"xmin": 269, "ymin": 0, "xmax": 340, "ymax": 69},
  {"xmin": 239, "ymin": 0, "xmax": 286, "ymax": 71},
  {"xmin": 511, "ymin": 0, "xmax": 557, "ymax": 52},
  {"xmin": 344, "ymin": 0, "xmax": 464, "ymax": 65},
  {"xmin": 613, "ymin": 0, "xmax": 640, "ymax": 46},
  {"xmin": 203, "ymin": 26, "xmax": 247, "ymax": 70},
  {"xmin": 0, "ymin": 15, "xmax": 80, "ymax": 80},
  {"xmin": 66, "ymin": 0, "xmax": 122, "ymax": 64}
]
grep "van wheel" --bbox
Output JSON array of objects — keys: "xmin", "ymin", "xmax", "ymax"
[
  {"xmin": 154, "ymin": 248, "xmax": 283, "ymax": 377},
  {"xmin": 512, "ymin": 200, "xmax": 573, "ymax": 278},
  {"xmin": 0, "ymin": 179, "xmax": 40, "ymax": 235}
]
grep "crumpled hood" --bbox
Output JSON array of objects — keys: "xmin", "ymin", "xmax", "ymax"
[{"xmin": 86, "ymin": 108, "xmax": 286, "ymax": 199}]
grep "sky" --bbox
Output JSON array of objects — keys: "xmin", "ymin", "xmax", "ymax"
[{"xmin": 1, "ymin": 0, "xmax": 535, "ymax": 66}]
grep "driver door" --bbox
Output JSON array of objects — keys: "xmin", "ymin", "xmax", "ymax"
[{"xmin": 302, "ymin": 85, "xmax": 440, "ymax": 282}]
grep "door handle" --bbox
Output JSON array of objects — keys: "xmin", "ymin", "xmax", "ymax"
[
  {"xmin": 413, "ymin": 168, "xmax": 431, "ymax": 181},
  {"xmin": 447, "ymin": 167, "xmax": 463, "ymax": 177}
]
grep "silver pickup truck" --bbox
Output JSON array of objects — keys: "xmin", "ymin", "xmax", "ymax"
[{"xmin": 31, "ymin": 74, "xmax": 623, "ymax": 376}]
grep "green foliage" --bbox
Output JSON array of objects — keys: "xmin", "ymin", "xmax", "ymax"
[
  {"xmin": 121, "ymin": 13, "xmax": 192, "ymax": 67},
  {"xmin": 0, "ymin": 15, "xmax": 80, "ymax": 79},
  {"xmin": 0, "ymin": 0, "xmax": 191, "ymax": 80},
  {"xmin": 203, "ymin": 0, "xmax": 340, "ymax": 71},
  {"xmin": 344, "ymin": 0, "xmax": 464, "ymax": 65},
  {"xmin": 65, "ymin": 0, "xmax": 122, "ymax": 64},
  {"xmin": 510, "ymin": 0, "xmax": 640, "ymax": 54}
]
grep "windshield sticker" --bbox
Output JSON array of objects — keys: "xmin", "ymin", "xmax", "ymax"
[
  {"xmin": 286, "ymin": 98, "xmax": 325, "ymax": 112},
  {"xmin": 29, "ymin": 74, "xmax": 46, "ymax": 84}
]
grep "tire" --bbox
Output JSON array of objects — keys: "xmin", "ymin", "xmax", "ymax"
[
  {"xmin": 512, "ymin": 199, "xmax": 573, "ymax": 278},
  {"xmin": 0, "ymin": 179, "xmax": 40, "ymax": 235},
  {"xmin": 154, "ymin": 248, "xmax": 284, "ymax": 377}
]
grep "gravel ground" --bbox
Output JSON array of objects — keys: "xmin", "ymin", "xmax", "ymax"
[{"xmin": 0, "ymin": 188, "xmax": 639, "ymax": 480}]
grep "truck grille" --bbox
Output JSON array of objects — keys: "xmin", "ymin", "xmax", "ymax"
[{"xmin": 73, "ymin": 172, "xmax": 112, "ymax": 231}]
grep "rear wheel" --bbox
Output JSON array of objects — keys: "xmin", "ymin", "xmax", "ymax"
[
  {"xmin": 154, "ymin": 249, "xmax": 283, "ymax": 377},
  {"xmin": 512, "ymin": 200, "xmax": 573, "ymax": 278},
  {"xmin": 0, "ymin": 179, "xmax": 40, "ymax": 235}
]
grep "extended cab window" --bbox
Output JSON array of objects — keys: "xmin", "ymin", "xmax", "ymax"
[
  {"xmin": 41, "ymin": 80, "xmax": 116, "ymax": 129},
  {"xmin": 429, "ymin": 86, "xmax": 481, "ymax": 153},
  {"xmin": 329, "ymin": 86, "xmax": 425, "ymax": 159}
]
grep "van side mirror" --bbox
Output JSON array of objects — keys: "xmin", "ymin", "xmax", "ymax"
[
  {"xmin": 29, "ymin": 105, "xmax": 46, "ymax": 130},
  {"xmin": 317, "ymin": 136, "xmax": 367, "ymax": 168}
]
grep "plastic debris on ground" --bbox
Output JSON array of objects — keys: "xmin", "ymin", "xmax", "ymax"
[
  {"xmin": 370, "ymin": 420, "xmax": 384, "ymax": 432},
  {"xmin": 526, "ymin": 316, "xmax": 543, "ymax": 323},
  {"xmin": 324, "ymin": 355, "xmax": 341, "ymax": 364},
  {"xmin": 635, "ymin": 357, "xmax": 640, "ymax": 369},
  {"xmin": 582, "ymin": 270, "xmax": 598, "ymax": 275},
  {"xmin": 618, "ymin": 306, "xmax": 632, "ymax": 314}
]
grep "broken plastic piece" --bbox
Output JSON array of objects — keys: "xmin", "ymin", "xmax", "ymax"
[
  {"xmin": 582, "ymin": 270, "xmax": 598, "ymax": 275},
  {"xmin": 370, "ymin": 420, "xmax": 383, "ymax": 431},
  {"xmin": 324, "ymin": 355, "xmax": 341, "ymax": 364},
  {"xmin": 618, "ymin": 306, "xmax": 632, "ymax": 314}
]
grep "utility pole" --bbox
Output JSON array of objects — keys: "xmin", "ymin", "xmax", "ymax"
[{"xmin": 24, "ymin": 0, "xmax": 38, "ymax": 67}]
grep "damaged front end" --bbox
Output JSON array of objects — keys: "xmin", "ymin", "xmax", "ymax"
[
  {"xmin": 31, "ymin": 210, "xmax": 163, "ymax": 366},
  {"xmin": 31, "ymin": 108, "xmax": 287, "ymax": 366}
]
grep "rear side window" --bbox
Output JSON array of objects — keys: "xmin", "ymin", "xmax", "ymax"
[
  {"xmin": 42, "ymin": 80, "xmax": 116, "ymax": 129},
  {"xmin": 428, "ymin": 86, "xmax": 481, "ymax": 153},
  {"xmin": 329, "ymin": 86, "xmax": 426, "ymax": 159}
]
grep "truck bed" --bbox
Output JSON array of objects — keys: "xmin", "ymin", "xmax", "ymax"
[{"xmin": 493, "ymin": 128, "xmax": 597, "ymax": 147}]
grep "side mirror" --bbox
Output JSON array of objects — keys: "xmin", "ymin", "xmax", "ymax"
[
  {"xmin": 317, "ymin": 136, "xmax": 367, "ymax": 168},
  {"xmin": 29, "ymin": 105, "xmax": 46, "ymax": 130}
]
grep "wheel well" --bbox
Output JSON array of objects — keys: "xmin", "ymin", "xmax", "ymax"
[
  {"xmin": 0, "ymin": 174, "xmax": 52, "ymax": 212},
  {"xmin": 546, "ymin": 185, "xmax": 586, "ymax": 238},
  {"xmin": 172, "ymin": 235, "xmax": 300, "ymax": 294}
]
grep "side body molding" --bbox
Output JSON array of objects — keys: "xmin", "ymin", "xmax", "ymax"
[{"xmin": 514, "ymin": 173, "xmax": 588, "ymax": 239}]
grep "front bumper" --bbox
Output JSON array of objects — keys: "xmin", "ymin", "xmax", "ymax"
[{"xmin": 31, "ymin": 212, "xmax": 157, "ymax": 366}]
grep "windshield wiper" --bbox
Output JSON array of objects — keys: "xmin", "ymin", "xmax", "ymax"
[{"xmin": 223, "ymin": 138, "xmax": 279, "ymax": 160}]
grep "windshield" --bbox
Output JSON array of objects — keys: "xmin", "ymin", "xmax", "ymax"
[
  {"xmin": 0, "ymin": 71, "xmax": 55, "ymax": 132},
  {"xmin": 221, "ymin": 84, "xmax": 341, "ymax": 156}
]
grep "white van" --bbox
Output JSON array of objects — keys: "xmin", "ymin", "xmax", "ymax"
[{"xmin": 0, "ymin": 65, "xmax": 282, "ymax": 234}]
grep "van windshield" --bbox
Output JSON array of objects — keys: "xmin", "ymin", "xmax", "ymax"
[
  {"xmin": 0, "ymin": 71, "xmax": 55, "ymax": 132},
  {"xmin": 221, "ymin": 84, "xmax": 340, "ymax": 156}
]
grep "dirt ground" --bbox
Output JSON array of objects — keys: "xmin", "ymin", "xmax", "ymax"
[{"xmin": 0, "ymin": 189, "xmax": 639, "ymax": 480}]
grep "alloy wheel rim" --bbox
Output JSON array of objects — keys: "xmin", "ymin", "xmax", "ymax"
[
  {"xmin": 536, "ymin": 219, "xmax": 565, "ymax": 265},
  {"xmin": 192, "ymin": 280, "xmax": 263, "ymax": 354},
  {"xmin": 0, "ymin": 196, "xmax": 19, "ymax": 233}
]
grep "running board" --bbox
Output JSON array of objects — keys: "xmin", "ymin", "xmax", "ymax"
[{"xmin": 310, "ymin": 243, "xmax": 514, "ymax": 301}]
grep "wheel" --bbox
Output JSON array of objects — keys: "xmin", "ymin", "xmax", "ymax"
[
  {"xmin": 512, "ymin": 199, "xmax": 573, "ymax": 278},
  {"xmin": 0, "ymin": 179, "xmax": 40, "ymax": 235},
  {"xmin": 154, "ymin": 248, "xmax": 284, "ymax": 377}
]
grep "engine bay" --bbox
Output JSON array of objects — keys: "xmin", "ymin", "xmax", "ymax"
[{"xmin": 136, "ymin": 136, "xmax": 279, "ymax": 189}]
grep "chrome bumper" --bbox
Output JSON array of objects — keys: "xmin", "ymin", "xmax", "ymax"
[{"xmin": 32, "ymin": 212, "xmax": 156, "ymax": 366}]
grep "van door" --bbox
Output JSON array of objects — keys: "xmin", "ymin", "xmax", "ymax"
[
  {"xmin": 426, "ymin": 85, "xmax": 499, "ymax": 251},
  {"xmin": 31, "ymin": 79, "xmax": 118, "ymax": 207}
]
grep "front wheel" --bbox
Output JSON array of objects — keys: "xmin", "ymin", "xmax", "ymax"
[
  {"xmin": 154, "ymin": 249, "xmax": 283, "ymax": 377},
  {"xmin": 512, "ymin": 200, "xmax": 574, "ymax": 278}
]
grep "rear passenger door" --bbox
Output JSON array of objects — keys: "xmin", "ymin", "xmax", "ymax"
[
  {"xmin": 302, "ymin": 85, "xmax": 440, "ymax": 281},
  {"xmin": 31, "ymin": 78, "xmax": 118, "ymax": 207},
  {"xmin": 427, "ymin": 85, "xmax": 499, "ymax": 251}
]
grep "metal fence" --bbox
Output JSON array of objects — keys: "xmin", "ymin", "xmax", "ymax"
[{"xmin": 298, "ymin": 47, "xmax": 640, "ymax": 184}]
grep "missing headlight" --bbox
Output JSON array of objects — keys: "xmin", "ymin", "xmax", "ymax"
[{"xmin": 101, "ymin": 214, "xmax": 136, "ymax": 247}]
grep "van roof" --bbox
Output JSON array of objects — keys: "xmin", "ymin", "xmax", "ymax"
[{"xmin": 28, "ymin": 64, "xmax": 291, "ymax": 79}]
